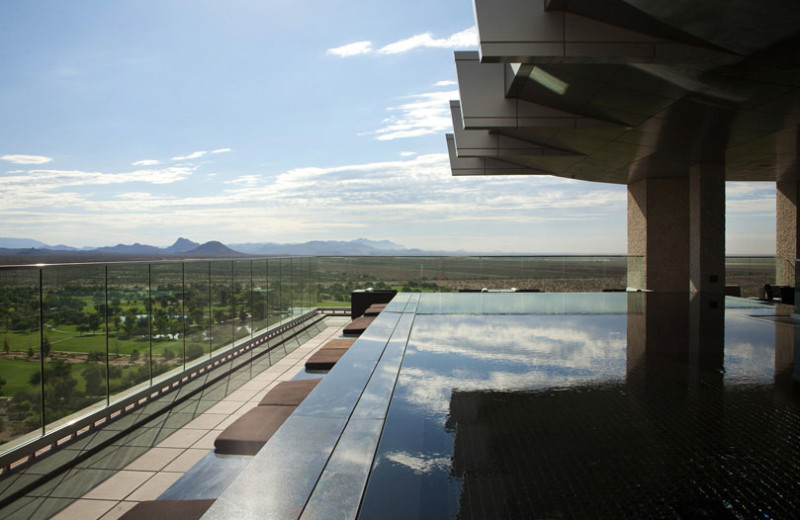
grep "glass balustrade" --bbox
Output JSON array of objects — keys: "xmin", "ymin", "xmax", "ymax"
[{"xmin": 0, "ymin": 257, "xmax": 316, "ymax": 454}]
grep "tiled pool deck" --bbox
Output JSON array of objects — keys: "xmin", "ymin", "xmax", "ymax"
[{"xmin": 0, "ymin": 316, "xmax": 350, "ymax": 520}]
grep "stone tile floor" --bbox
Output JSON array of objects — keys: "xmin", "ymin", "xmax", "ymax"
[{"xmin": 0, "ymin": 317, "xmax": 349, "ymax": 520}]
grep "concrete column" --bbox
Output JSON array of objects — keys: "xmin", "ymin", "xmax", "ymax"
[
  {"xmin": 689, "ymin": 162, "xmax": 726, "ymax": 295},
  {"xmin": 627, "ymin": 177, "xmax": 690, "ymax": 292},
  {"xmin": 777, "ymin": 177, "xmax": 799, "ymax": 286},
  {"xmin": 776, "ymin": 127, "xmax": 799, "ymax": 286}
]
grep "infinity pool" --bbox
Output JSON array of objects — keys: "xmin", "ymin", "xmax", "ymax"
[{"xmin": 205, "ymin": 292, "xmax": 800, "ymax": 520}]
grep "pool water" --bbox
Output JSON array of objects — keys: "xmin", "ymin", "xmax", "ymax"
[{"xmin": 357, "ymin": 293, "xmax": 800, "ymax": 519}]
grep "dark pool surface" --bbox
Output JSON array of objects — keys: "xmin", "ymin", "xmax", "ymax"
[{"xmin": 205, "ymin": 293, "xmax": 800, "ymax": 520}]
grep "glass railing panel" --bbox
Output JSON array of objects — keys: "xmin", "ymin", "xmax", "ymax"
[
  {"xmin": 305, "ymin": 257, "xmax": 316, "ymax": 309},
  {"xmin": 41, "ymin": 264, "xmax": 107, "ymax": 431},
  {"xmin": 316, "ymin": 256, "xmax": 636, "ymax": 294},
  {"xmin": 437, "ymin": 257, "xmax": 472, "ymax": 291},
  {"xmin": 294, "ymin": 257, "xmax": 309, "ymax": 316},
  {"xmin": 417, "ymin": 257, "xmax": 442, "ymax": 287},
  {"xmin": 184, "ymin": 261, "xmax": 212, "ymax": 361},
  {"xmin": 291, "ymin": 257, "xmax": 314, "ymax": 315},
  {"xmin": 267, "ymin": 259, "xmax": 281, "ymax": 326},
  {"xmin": 290, "ymin": 257, "xmax": 301, "ymax": 317},
  {"xmin": 250, "ymin": 259, "xmax": 269, "ymax": 336},
  {"xmin": 303, "ymin": 257, "xmax": 314, "ymax": 313},
  {"xmin": 150, "ymin": 263, "xmax": 185, "ymax": 379},
  {"xmin": 280, "ymin": 258, "xmax": 292, "ymax": 320},
  {"xmin": 107, "ymin": 263, "xmax": 150, "ymax": 399},
  {"xmin": 0, "ymin": 267, "xmax": 43, "ymax": 445},
  {"xmin": 315, "ymin": 257, "xmax": 354, "ymax": 307},
  {"xmin": 210, "ymin": 261, "xmax": 234, "ymax": 353},
  {"xmin": 233, "ymin": 260, "xmax": 252, "ymax": 343},
  {"xmin": 725, "ymin": 256, "xmax": 776, "ymax": 297}
]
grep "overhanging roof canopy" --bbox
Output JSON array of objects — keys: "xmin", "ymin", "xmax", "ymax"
[{"xmin": 448, "ymin": 0, "xmax": 800, "ymax": 184}]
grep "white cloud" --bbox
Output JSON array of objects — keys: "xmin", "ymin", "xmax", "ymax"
[
  {"xmin": 225, "ymin": 175, "xmax": 260, "ymax": 187},
  {"xmin": 374, "ymin": 89, "xmax": 458, "ymax": 140},
  {"xmin": 211, "ymin": 148, "xmax": 232, "ymax": 154},
  {"xmin": 378, "ymin": 26, "xmax": 477, "ymax": 54},
  {"xmin": 726, "ymin": 197, "xmax": 774, "ymax": 215},
  {"xmin": 0, "ymin": 166, "xmax": 195, "ymax": 210},
  {"xmin": 132, "ymin": 159, "xmax": 161, "ymax": 166},
  {"xmin": 172, "ymin": 151, "xmax": 207, "ymax": 161},
  {"xmin": 326, "ymin": 40, "xmax": 373, "ymax": 57},
  {"xmin": 726, "ymin": 181, "xmax": 774, "ymax": 215},
  {"xmin": 726, "ymin": 181, "xmax": 773, "ymax": 198},
  {"xmin": 1, "ymin": 154, "xmax": 53, "ymax": 165},
  {"xmin": 116, "ymin": 192, "xmax": 156, "ymax": 200},
  {"xmin": 433, "ymin": 80, "xmax": 456, "ymax": 87},
  {"xmin": 400, "ymin": 151, "xmax": 417, "ymax": 157},
  {"xmin": 327, "ymin": 27, "xmax": 476, "ymax": 58}
]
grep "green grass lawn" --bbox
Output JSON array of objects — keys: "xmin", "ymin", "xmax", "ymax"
[
  {"xmin": 316, "ymin": 299, "xmax": 349, "ymax": 308},
  {"xmin": 0, "ymin": 358, "xmax": 43, "ymax": 395}
]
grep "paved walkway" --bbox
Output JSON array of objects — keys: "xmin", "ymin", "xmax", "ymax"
[{"xmin": 46, "ymin": 318, "xmax": 349, "ymax": 520}]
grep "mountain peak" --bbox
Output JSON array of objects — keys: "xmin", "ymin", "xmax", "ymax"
[
  {"xmin": 351, "ymin": 238, "xmax": 404, "ymax": 250},
  {"xmin": 184, "ymin": 241, "xmax": 241, "ymax": 258},
  {"xmin": 165, "ymin": 237, "xmax": 200, "ymax": 253}
]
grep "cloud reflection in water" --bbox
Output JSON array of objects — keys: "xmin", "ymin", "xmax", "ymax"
[{"xmin": 395, "ymin": 314, "xmax": 628, "ymax": 415}]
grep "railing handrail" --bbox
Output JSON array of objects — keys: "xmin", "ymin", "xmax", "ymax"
[
  {"xmin": 0, "ymin": 254, "xmax": 779, "ymax": 271},
  {"xmin": 0, "ymin": 255, "xmax": 314, "ymax": 270}
]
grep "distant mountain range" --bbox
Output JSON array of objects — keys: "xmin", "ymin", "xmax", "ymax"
[
  {"xmin": 0, "ymin": 237, "xmax": 446, "ymax": 264},
  {"xmin": 228, "ymin": 238, "xmax": 409, "ymax": 256}
]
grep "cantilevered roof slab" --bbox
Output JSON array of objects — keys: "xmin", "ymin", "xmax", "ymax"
[
  {"xmin": 473, "ymin": 0, "xmax": 738, "ymax": 64},
  {"xmin": 447, "ymin": 0, "xmax": 800, "ymax": 184},
  {"xmin": 446, "ymin": 135, "xmax": 552, "ymax": 177}
]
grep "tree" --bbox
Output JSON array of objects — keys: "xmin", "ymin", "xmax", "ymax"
[
  {"xmin": 154, "ymin": 314, "xmax": 169, "ymax": 337},
  {"xmin": 129, "ymin": 350, "xmax": 140, "ymax": 364},
  {"xmin": 135, "ymin": 316, "xmax": 149, "ymax": 336},
  {"xmin": 186, "ymin": 344, "xmax": 204, "ymax": 361},
  {"xmin": 0, "ymin": 376, "xmax": 6, "ymax": 395},
  {"xmin": 42, "ymin": 336, "xmax": 51, "ymax": 358},
  {"xmin": 88, "ymin": 313, "xmax": 102, "ymax": 336},
  {"xmin": 214, "ymin": 309, "xmax": 227, "ymax": 324},
  {"xmin": 123, "ymin": 309, "xmax": 137, "ymax": 336},
  {"xmin": 82, "ymin": 365, "xmax": 106, "ymax": 397},
  {"xmin": 9, "ymin": 388, "xmax": 41, "ymax": 428},
  {"xmin": 27, "ymin": 359, "xmax": 79, "ymax": 420},
  {"xmin": 2, "ymin": 336, "xmax": 9, "ymax": 354}
]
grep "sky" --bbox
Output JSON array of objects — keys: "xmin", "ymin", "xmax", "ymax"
[{"xmin": 0, "ymin": 0, "xmax": 777, "ymax": 254}]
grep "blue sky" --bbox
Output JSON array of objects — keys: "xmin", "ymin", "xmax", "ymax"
[{"xmin": 0, "ymin": 0, "xmax": 776, "ymax": 253}]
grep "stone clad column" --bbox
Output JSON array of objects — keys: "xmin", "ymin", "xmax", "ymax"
[
  {"xmin": 627, "ymin": 177, "xmax": 690, "ymax": 292},
  {"xmin": 776, "ymin": 125, "xmax": 799, "ymax": 287},
  {"xmin": 777, "ymin": 176, "xmax": 799, "ymax": 286},
  {"xmin": 690, "ymin": 162, "xmax": 726, "ymax": 295}
]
